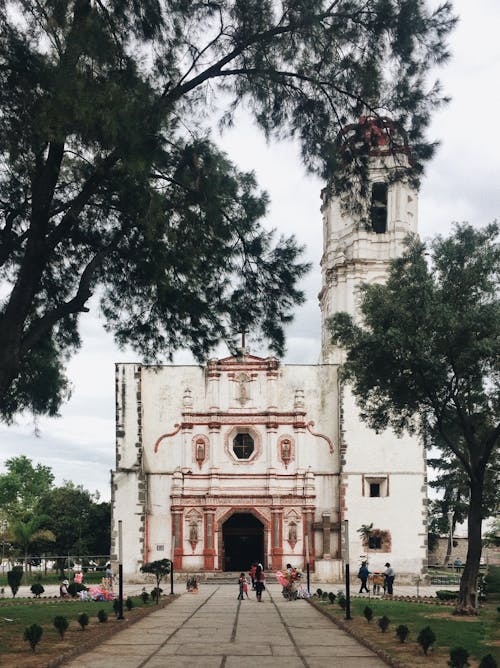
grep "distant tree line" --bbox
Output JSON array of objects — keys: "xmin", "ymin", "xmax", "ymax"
[{"xmin": 0, "ymin": 455, "xmax": 110, "ymax": 573}]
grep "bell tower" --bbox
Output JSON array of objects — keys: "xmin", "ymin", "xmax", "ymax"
[{"xmin": 320, "ymin": 117, "xmax": 418, "ymax": 363}]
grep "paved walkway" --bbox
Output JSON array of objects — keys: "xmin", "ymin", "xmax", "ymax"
[{"xmin": 65, "ymin": 584, "xmax": 387, "ymax": 668}]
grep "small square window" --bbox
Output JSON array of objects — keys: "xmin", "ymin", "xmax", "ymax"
[
  {"xmin": 369, "ymin": 536, "xmax": 382, "ymax": 549},
  {"xmin": 364, "ymin": 476, "xmax": 388, "ymax": 497}
]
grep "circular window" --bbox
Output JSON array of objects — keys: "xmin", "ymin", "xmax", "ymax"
[{"xmin": 233, "ymin": 432, "xmax": 254, "ymax": 459}]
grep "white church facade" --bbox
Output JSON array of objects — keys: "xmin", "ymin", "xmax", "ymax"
[{"xmin": 111, "ymin": 118, "xmax": 428, "ymax": 581}]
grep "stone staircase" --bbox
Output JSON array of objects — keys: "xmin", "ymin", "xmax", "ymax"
[{"xmin": 174, "ymin": 571, "xmax": 243, "ymax": 585}]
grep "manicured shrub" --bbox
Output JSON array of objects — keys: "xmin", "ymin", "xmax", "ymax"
[
  {"xmin": 321, "ymin": 591, "xmax": 328, "ymax": 600},
  {"xmin": 77, "ymin": 613, "xmax": 89, "ymax": 630},
  {"xmin": 328, "ymin": 592, "xmax": 336, "ymax": 604},
  {"xmin": 53, "ymin": 615, "xmax": 69, "ymax": 640},
  {"xmin": 363, "ymin": 606, "xmax": 373, "ymax": 623},
  {"xmin": 97, "ymin": 609, "xmax": 108, "ymax": 623},
  {"xmin": 24, "ymin": 624, "xmax": 43, "ymax": 652},
  {"xmin": 337, "ymin": 594, "xmax": 346, "ymax": 609},
  {"xmin": 479, "ymin": 655, "xmax": 497, "ymax": 668},
  {"xmin": 395, "ymin": 624, "xmax": 409, "ymax": 643},
  {"xmin": 141, "ymin": 590, "xmax": 149, "ymax": 604},
  {"xmin": 448, "ymin": 647, "xmax": 470, "ymax": 668},
  {"xmin": 151, "ymin": 587, "xmax": 163, "ymax": 602},
  {"xmin": 378, "ymin": 616, "xmax": 390, "ymax": 633},
  {"xmin": 316, "ymin": 588, "xmax": 323, "ymax": 597},
  {"xmin": 126, "ymin": 598, "xmax": 134, "ymax": 610},
  {"xmin": 436, "ymin": 590, "xmax": 459, "ymax": 601},
  {"xmin": 30, "ymin": 582, "xmax": 45, "ymax": 598},
  {"xmin": 7, "ymin": 567, "xmax": 23, "ymax": 598},
  {"xmin": 417, "ymin": 626, "xmax": 436, "ymax": 655}
]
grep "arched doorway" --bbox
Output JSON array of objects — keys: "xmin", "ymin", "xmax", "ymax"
[{"xmin": 222, "ymin": 513, "xmax": 264, "ymax": 571}]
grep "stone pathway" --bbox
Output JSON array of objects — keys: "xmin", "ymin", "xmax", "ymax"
[{"xmin": 65, "ymin": 584, "xmax": 387, "ymax": 667}]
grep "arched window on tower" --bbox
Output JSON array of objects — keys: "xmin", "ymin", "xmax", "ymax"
[{"xmin": 370, "ymin": 182, "xmax": 388, "ymax": 234}]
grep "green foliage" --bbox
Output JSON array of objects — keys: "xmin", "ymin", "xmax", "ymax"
[
  {"xmin": 141, "ymin": 559, "xmax": 171, "ymax": 603},
  {"xmin": 140, "ymin": 591, "xmax": 150, "ymax": 604},
  {"xmin": 484, "ymin": 566, "xmax": 500, "ymax": 596},
  {"xmin": 363, "ymin": 605, "xmax": 373, "ymax": 622},
  {"xmin": 0, "ymin": 456, "xmax": 54, "ymax": 518},
  {"xmin": 396, "ymin": 624, "xmax": 409, "ymax": 643},
  {"xmin": 483, "ymin": 520, "xmax": 500, "ymax": 548},
  {"xmin": 436, "ymin": 590, "xmax": 459, "ymax": 601},
  {"xmin": 479, "ymin": 655, "xmax": 497, "ymax": 668},
  {"xmin": 53, "ymin": 615, "xmax": 69, "ymax": 640},
  {"xmin": 34, "ymin": 482, "xmax": 110, "ymax": 558},
  {"xmin": 0, "ymin": 0, "xmax": 456, "ymax": 421},
  {"xmin": 448, "ymin": 647, "xmax": 470, "ymax": 668},
  {"xmin": 30, "ymin": 582, "xmax": 44, "ymax": 597},
  {"xmin": 328, "ymin": 592, "xmax": 336, "ymax": 604},
  {"xmin": 97, "ymin": 609, "xmax": 108, "ymax": 623},
  {"xmin": 9, "ymin": 515, "xmax": 55, "ymax": 569},
  {"xmin": 151, "ymin": 587, "xmax": 163, "ymax": 602},
  {"xmin": 329, "ymin": 223, "xmax": 500, "ymax": 610},
  {"xmin": 418, "ymin": 626, "xmax": 437, "ymax": 655},
  {"xmin": 24, "ymin": 623, "xmax": 43, "ymax": 652},
  {"xmin": 125, "ymin": 598, "xmax": 133, "ymax": 611},
  {"xmin": 316, "ymin": 597, "xmax": 499, "ymax": 663},
  {"xmin": 77, "ymin": 612, "xmax": 89, "ymax": 630},
  {"xmin": 378, "ymin": 615, "xmax": 390, "ymax": 633},
  {"xmin": 316, "ymin": 588, "xmax": 323, "ymax": 597},
  {"xmin": 7, "ymin": 567, "xmax": 23, "ymax": 597},
  {"xmin": 337, "ymin": 593, "xmax": 346, "ymax": 609},
  {"xmin": 321, "ymin": 591, "xmax": 328, "ymax": 600}
]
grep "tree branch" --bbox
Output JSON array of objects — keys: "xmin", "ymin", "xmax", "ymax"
[{"xmin": 21, "ymin": 243, "xmax": 118, "ymax": 354}]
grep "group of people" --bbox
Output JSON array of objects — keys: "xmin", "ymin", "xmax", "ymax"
[
  {"xmin": 238, "ymin": 563, "xmax": 266, "ymax": 601},
  {"xmin": 357, "ymin": 561, "xmax": 395, "ymax": 595}
]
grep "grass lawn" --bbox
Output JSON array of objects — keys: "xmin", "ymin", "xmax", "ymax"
[
  {"xmin": 0, "ymin": 595, "xmax": 174, "ymax": 667},
  {"xmin": 0, "ymin": 570, "xmax": 108, "ymax": 587},
  {"xmin": 313, "ymin": 572, "xmax": 500, "ymax": 668}
]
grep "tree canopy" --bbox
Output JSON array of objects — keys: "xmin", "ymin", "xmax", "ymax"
[
  {"xmin": 329, "ymin": 222, "xmax": 500, "ymax": 612},
  {"xmin": 0, "ymin": 455, "xmax": 54, "ymax": 518},
  {"xmin": 34, "ymin": 482, "xmax": 111, "ymax": 557},
  {"xmin": 0, "ymin": 0, "xmax": 455, "ymax": 421}
]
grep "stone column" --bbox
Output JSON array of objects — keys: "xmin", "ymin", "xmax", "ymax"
[
  {"xmin": 203, "ymin": 508, "xmax": 216, "ymax": 570},
  {"xmin": 322, "ymin": 512, "xmax": 332, "ymax": 559},
  {"xmin": 172, "ymin": 508, "xmax": 183, "ymax": 570},
  {"xmin": 271, "ymin": 508, "xmax": 283, "ymax": 569},
  {"xmin": 303, "ymin": 509, "xmax": 315, "ymax": 569}
]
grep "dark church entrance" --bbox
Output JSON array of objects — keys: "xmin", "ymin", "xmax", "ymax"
[{"xmin": 222, "ymin": 513, "xmax": 264, "ymax": 571}]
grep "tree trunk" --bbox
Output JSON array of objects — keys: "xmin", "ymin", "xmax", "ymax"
[{"xmin": 455, "ymin": 476, "xmax": 483, "ymax": 614}]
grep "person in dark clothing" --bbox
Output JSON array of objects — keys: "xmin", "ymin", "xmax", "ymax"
[
  {"xmin": 237, "ymin": 572, "xmax": 246, "ymax": 600},
  {"xmin": 384, "ymin": 562, "xmax": 395, "ymax": 595},
  {"xmin": 255, "ymin": 563, "xmax": 266, "ymax": 602},
  {"xmin": 358, "ymin": 561, "xmax": 370, "ymax": 593},
  {"xmin": 249, "ymin": 563, "xmax": 257, "ymax": 590}
]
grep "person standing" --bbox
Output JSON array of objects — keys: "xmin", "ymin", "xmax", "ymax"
[
  {"xmin": 358, "ymin": 561, "xmax": 370, "ymax": 593},
  {"xmin": 384, "ymin": 562, "xmax": 395, "ymax": 595},
  {"xmin": 237, "ymin": 572, "xmax": 246, "ymax": 600},
  {"xmin": 255, "ymin": 563, "xmax": 266, "ymax": 602},
  {"xmin": 372, "ymin": 571, "xmax": 384, "ymax": 595},
  {"xmin": 249, "ymin": 563, "xmax": 257, "ymax": 590}
]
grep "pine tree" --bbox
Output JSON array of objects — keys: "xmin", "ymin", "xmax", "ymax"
[{"xmin": 0, "ymin": 1, "xmax": 455, "ymax": 419}]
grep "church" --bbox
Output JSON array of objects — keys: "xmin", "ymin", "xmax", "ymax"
[{"xmin": 111, "ymin": 118, "xmax": 428, "ymax": 581}]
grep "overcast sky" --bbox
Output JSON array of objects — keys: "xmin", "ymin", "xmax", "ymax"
[{"xmin": 1, "ymin": 0, "xmax": 499, "ymax": 501}]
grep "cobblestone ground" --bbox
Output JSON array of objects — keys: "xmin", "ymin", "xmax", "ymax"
[{"xmin": 64, "ymin": 583, "xmax": 388, "ymax": 668}]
